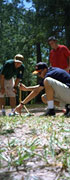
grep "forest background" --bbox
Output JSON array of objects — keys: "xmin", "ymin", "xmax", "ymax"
[{"xmin": 0, "ymin": 0, "xmax": 70, "ymax": 104}]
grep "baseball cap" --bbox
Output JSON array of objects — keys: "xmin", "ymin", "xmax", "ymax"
[
  {"xmin": 32, "ymin": 62, "xmax": 48, "ymax": 74},
  {"xmin": 14, "ymin": 54, "xmax": 24, "ymax": 61}
]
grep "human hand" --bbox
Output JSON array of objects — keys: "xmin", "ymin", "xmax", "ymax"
[
  {"xmin": 65, "ymin": 66, "xmax": 70, "ymax": 73},
  {"xmin": 19, "ymin": 83, "xmax": 27, "ymax": 91},
  {"xmin": 14, "ymin": 104, "xmax": 23, "ymax": 115},
  {"xmin": 13, "ymin": 86, "xmax": 17, "ymax": 94}
]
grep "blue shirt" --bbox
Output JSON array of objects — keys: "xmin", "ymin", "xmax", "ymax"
[{"xmin": 40, "ymin": 67, "xmax": 70, "ymax": 87}]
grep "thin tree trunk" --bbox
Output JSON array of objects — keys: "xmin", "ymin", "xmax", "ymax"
[
  {"xmin": 36, "ymin": 42, "xmax": 42, "ymax": 63},
  {"xmin": 64, "ymin": 5, "xmax": 70, "ymax": 48},
  {"xmin": 36, "ymin": 43, "xmax": 43, "ymax": 103}
]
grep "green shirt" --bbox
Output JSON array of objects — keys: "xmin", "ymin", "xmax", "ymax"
[{"xmin": 1, "ymin": 59, "xmax": 24, "ymax": 80}]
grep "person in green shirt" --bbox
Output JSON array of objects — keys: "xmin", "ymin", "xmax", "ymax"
[{"xmin": 0, "ymin": 54, "xmax": 24, "ymax": 114}]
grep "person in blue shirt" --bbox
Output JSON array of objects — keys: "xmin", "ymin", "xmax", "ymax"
[
  {"xmin": 0, "ymin": 54, "xmax": 24, "ymax": 113},
  {"xmin": 14, "ymin": 62, "xmax": 70, "ymax": 117}
]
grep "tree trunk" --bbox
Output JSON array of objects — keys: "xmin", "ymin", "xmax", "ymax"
[
  {"xmin": 36, "ymin": 43, "xmax": 42, "ymax": 86},
  {"xmin": 36, "ymin": 42, "xmax": 42, "ymax": 63},
  {"xmin": 65, "ymin": 25, "xmax": 70, "ymax": 49},
  {"xmin": 64, "ymin": 5, "xmax": 70, "ymax": 48},
  {"xmin": 36, "ymin": 42, "xmax": 43, "ymax": 103}
]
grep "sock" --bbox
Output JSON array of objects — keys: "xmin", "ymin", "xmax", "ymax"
[{"xmin": 47, "ymin": 100, "xmax": 54, "ymax": 109}]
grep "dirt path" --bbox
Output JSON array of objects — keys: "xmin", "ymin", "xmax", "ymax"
[
  {"xmin": 5, "ymin": 106, "xmax": 64, "ymax": 117},
  {"xmin": 0, "ymin": 106, "xmax": 69, "ymax": 180}
]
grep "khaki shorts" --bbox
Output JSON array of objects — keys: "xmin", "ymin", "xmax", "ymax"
[
  {"xmin": 44, "ymin": 77, "xmax": 70, "ymax": 105},
  {"xmin": 0, "ymin": 78, "xmax": 16, "ymax": 97}
]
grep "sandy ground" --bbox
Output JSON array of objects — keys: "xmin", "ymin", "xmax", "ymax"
[{"xmin": 4, "ymin": 106, "xmax": 64, "ymax": 117}]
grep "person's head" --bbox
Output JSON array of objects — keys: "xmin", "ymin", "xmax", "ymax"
[
  {"xmin": 48, "ymin": 36, "xmax": 58, "ymax": 49},
  {"xmin": 32, "ymin": 62, "xmax": 48, "ymax": 78},
  {"xmin": 14, "ymin": 54, "xmax": 24, "ymax": 68},
  {"xmin": 14, "ymin": 54, "xmax": 24, "ymax": 61}
]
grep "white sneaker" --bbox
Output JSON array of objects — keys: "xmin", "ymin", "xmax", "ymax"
[{"xmin": 9, "ymin": 111, "xmax": 19, "ymax": 116}]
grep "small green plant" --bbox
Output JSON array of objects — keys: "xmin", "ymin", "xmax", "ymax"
[{"xmin": 0, "ymin": 105, "xmax": 70, "ymax": 179}]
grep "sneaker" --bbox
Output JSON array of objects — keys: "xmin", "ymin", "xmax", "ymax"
[
  {"xmin": 45, "ymin": 108, "xmax": 55, "ymax": 116},
  {"xmin": 9, "ymin": 111, "xmax": 19, "ymax": 116},
  {"xmin": 66, "ymin": 111, "xmax": 70, "ymax": 117},
  {"xmin": 64, "ymin": 104, "xmax": 70, "ymax": 116}
]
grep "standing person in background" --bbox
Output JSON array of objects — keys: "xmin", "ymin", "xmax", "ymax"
[
  {"xmin": 48, "ymin": 36, "xmax": 70, "ymax": 72},
  {"xmin": 0, "ymin": 54, "xmax": 24, "ymax": 115}
]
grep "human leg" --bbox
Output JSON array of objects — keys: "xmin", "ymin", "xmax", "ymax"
[
  {"xmin": 44, "ymin": 77, "xmax": 70, "ymax": 104},
  {"xmin": 10, "ymin": 97, "xmax": 16, "ymax": 109},
  {"xmin": 41, "ymin": 93, "xmax": 60, "ymax": 107},
  {"xmin": 0, "ymin": 97, "xmax": 5, "ymax": 109},
  {"xmin": 0, "ymin": 79, "xmax": 5, "ymax": 109},
  {"xmin": 5, "ymin": 78, "xmax": 16, "ymax": 109},
  {"xmin": 42, "ymin": 78, "xmax": 55, "ymax": 115},
  {"xmin": 43, "ymin": 77, "xmax": 70, "ymax": 116}
]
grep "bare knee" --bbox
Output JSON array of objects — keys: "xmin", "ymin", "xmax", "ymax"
[
  {"xmin": 41, "ymin": 94, "xmax": 47, "ymax": 104},
  {"xmin": 44, "ymin": 77, "xmax": 51, "ymax": 87},
  {"xmin": 44, "ymin": 77, "xmax": 54, "ymax": 93}
]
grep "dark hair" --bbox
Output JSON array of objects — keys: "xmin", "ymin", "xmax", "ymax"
[
  {"xmin": 36, "ymin": 62, "xmax": 48, "ymax": 70},
  {"xmin": 48, "ymin": 36, "xmax": 57, "ymax": 43}
]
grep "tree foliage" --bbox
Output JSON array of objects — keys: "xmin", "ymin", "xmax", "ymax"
[{"xmin": 0, "ymin": 0, "xmax": 70, "ymax": 102}]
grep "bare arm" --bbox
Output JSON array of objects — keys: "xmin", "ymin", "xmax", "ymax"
[
  {"xmin": 15, "ymin": 85, "xmax": 44, "ymax": 114},
  {"xmin": 68, "ymin": 56, "xmax": 70, "ymax": 70},
  {"xmin": 14, "ymin": 78, "xmax": 20, "ymax": 87},
  {"xmin": 65, "ymin": 56, "xmax": 70, "ymax": 72},
  {"xmin": 21, "ymin": 86, "xmax": 44, "ymax": 104},
  {"xmin": 13, "ymin": 78, "xmax": 20, "ymax": 93},
  {"xmin": 19, "ymin": 83, "xmax": 42, "ymax": 92}
]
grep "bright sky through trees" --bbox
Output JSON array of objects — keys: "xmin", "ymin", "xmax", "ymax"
[
  {"xmin": 8, "ymin": 0, "xmax": 32, "ymax": 9},
  {"xmin": 24, "ymin": 0, "xmax": 32, "ymax": 9}
]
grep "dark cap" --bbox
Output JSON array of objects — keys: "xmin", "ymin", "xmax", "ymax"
[
  {"xmin": 48, "ymin": 36, "xmax": 57, "ymax": 42},
  {"xmin": 32, "ymin": 62, "xmax": 48, "ymax": 74}
]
